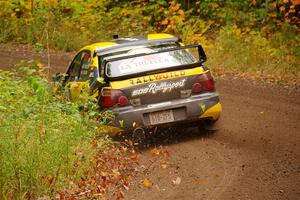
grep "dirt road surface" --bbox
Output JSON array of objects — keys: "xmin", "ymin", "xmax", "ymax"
[{"xmin": 1, "ymin": 46, "xmax": 299, "ymax": 200}]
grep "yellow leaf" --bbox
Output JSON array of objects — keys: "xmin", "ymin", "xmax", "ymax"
[
  {"xmin": 280, "ymin": 6, "xmax": 285, "ymax": 12},
  {"xmin": 120, "ymin": 9, "xmax": 128, "ymax": 16},
  {"xmin": 235, "ymin": 28, "xmax": 242, "ymax": 37},
  {"xmin": 143, "ymin": 178, "xmax": 152, "ymax": 187},
  {"xmin": 211, "ymin": 3, "xmax": 219, "ymax": 10},
  {"xmin": 244, "ymin": 27, "xmax": 251, "ymax": 33},
  {"xmin": 178, "ymin": 9, "xmax": 184, "ymax": 16},
  {"xmin": 112, "ymin": 169, "xmax": 121, "ymax": 179},
  {"xmin": 47, "ymin": 0, "xmax": 58, "ymax": 7},
  {"xmin": 37, "ymin": 63, "xmax": 45, "ymax": 69}
]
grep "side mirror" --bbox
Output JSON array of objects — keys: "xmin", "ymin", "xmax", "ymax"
[{"xmin": 52, "ymin": 72, "xmax": 65, "ymax": 82}]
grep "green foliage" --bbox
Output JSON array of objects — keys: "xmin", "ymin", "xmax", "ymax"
[
  {"xmin": 33, "ymin": 43, "xmax": 44, "ymax": 53},
  {"xmin": 0, "ymin": 0, "xmax": 299, "ymax": 82},
  {"xmin": 1, "ymin": 0, "xmax": 298, "ymax": 48},
  {"xmin": 206, "ymin": 25, "xmax": 300, "ymax": 83},
  {"xmin": 0, "ymin": 64, "xmax": 110, "ymax": 199}
]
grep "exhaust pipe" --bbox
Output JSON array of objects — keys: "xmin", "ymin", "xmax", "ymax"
[{"xmin": 132, "ymin": 127, "xmax": 146, "ymax": 142}]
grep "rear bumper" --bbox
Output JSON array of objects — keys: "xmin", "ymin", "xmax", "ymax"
[{"xmin": 108, "ymin": 91, "xmax": 221, "ymax": 132}]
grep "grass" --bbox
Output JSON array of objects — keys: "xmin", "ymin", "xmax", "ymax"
[
  {"xmin": 0, "ymin": 63, "xmax": 110, "ymax": 199},
  {"xmin": 205, "ymin": 26, "xmax": 300, "ymax": 85}
]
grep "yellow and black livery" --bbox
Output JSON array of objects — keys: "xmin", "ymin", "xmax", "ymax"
[{"xmin": 56, "ymin": 33, "xmax": 222, "ymax": 133}]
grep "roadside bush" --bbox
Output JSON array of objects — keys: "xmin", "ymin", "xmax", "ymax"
[
  {"xmin": 0, "ymin": 63, "xmax": 110, "ymax": 199},
  {"xmin": 206, "ymin": 25, "xmax": 300, "ymax": 83}
]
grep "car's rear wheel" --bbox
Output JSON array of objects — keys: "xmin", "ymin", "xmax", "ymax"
[{"xmin": 198, "ymin": 118, "xmax": 220, "ymax": 132}]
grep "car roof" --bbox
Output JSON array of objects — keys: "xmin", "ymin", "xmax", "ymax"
[{"xmin": 80, "ymin": 33, "xmax": 179, "ymax": 55}]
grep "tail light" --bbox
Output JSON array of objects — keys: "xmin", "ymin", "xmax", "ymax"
[
  {"xmin": 192, "ymin": 72, "xmax": 215, "ymax": 94},
  {"xmin": 99, "ymin": 89, "xmax": 129, "ymax": 108}
]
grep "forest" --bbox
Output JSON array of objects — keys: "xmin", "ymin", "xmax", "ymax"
[
  {"xmin": 0, "ymin": 1, "xmax": 300, "ymax": 199},
  {"xmin": 0, "ymin": 0, "xmax": 299, "ymax": 83}
]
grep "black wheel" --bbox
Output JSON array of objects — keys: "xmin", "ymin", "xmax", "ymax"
[{"xmin": 198, "ymin": 119, "xmax": 220, "ymax": 132}]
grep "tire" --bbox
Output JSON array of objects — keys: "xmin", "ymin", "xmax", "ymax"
[{"xmin": 198, "ymin": 118, "xmax": 220, "ymax": 132}]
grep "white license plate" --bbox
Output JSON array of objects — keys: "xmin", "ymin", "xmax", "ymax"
[{"xmin": 149, "ymin": 110, "xmax": 174, "ymax": 125}]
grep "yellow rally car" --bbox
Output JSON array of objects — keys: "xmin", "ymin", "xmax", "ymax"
[{"xmin": 55, "ymin": 33, "xmax": 222, "ymax": 135}]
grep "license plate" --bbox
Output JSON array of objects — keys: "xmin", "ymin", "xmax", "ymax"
[{"xmin": 149, "ymin": 110, "xmax": 174, "ymax": 125}]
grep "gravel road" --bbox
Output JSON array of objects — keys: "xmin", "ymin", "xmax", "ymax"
[{"xmin": 1, "ymin": 46, "xmax": 299, "ymax": 200}]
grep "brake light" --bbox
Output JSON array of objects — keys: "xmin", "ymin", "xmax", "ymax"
[
  {"xmin": 192, "ymin": 72, "xmax": 215, "ymax": 94},
  {"xmin": 99, "ymin": 89, "xmax": 129, "ymax": 108}
]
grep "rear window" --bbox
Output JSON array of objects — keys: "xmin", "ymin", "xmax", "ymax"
[{"xmin": 105, "ymin": 48, "xmax": 198, "ymax": 78}]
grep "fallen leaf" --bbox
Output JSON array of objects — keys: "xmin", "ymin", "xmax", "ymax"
[
  {"xmin": 160, "ymin": 163, "xmax": 168, "ymax": 169},
  {"xmin": 155, "ymin": 184, "xmax": 160, "ymax": 191},
  {"xmin": 57, "ymin": 190, "xmax": 65, "ymax": 199},
  {"xmin": 151, "ymin": 148, "xmax": 159, "ymax": 156},
  {"xmin": 162, "ymin": 149, "xmax": 170, "ymax": 157},
  {"xmin": 130, "ymin": 153, "xmax": 138, "ymax": 162},
  {"xmin": 100, "ymin": 171, "xmax": 109, "ymax": 177},
  {"xmin": 67, "ymin": 196, "xmax": 76, "ymax": 200},
  {"xmin": 37, "ymin": 63, "xmax": 45, "ymax": 69},
  {"xmin": 172, "ymin": 177, "xmax": 181, "ymax": 185},
  {"xmin": 116, "ymin": 191, "xmax": 125, "ymax": 200},
  {"xmin": 143, "ymin": 178, "xmax": 152, "ymax": 187},
  {"xmin": 112, "ymin": 169, "xmax": 121, "ymax": 179},
  {"xmin": 121, "ymin": 146, "xmax": 128, "ymax": 152},
  {"xmin": 123, "ymin": 184, "xmax": 129, "ymax": 191}
]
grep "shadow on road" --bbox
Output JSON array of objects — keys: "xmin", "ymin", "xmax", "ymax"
[{"xmin": 114, "ymin": 125, "xmax": 217, "ymax": 151}]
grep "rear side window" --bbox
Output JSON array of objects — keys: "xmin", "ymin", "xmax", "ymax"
[
  {"xmin": 65, "ymin": 50, "xmax": 92, "ymax": 82},
  {"xmin": 68, "ymin": 52, "xmax": 83, "ymax": 81},
  {"xmin": 79, "ymin": 52, "xmax": 92, "ymax": 81}
]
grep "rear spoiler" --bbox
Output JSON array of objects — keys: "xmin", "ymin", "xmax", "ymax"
[
  {"xmin": 104, "ymin": 44, "xmax": 207, "ymax": 64},
  {"xmin": 95, "ymin": 37, "xmax": 180, "ymax": 56}
]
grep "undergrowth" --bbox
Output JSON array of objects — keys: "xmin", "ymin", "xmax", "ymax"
[
  {"xmin": 0, "ymin": 0, "xmax": 299, "ymax": 84},
  {"xmin": 206, "ymin": 25, "xmax": 300, "ymax": 84},
  {"xmin": 0, "ymin": 62, "xmax": 111, "ymax": 199}
]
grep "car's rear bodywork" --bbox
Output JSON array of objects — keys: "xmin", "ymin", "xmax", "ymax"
[{"xmin": 59, "ymin": 34, "xmax": 222, "ymax": 134}]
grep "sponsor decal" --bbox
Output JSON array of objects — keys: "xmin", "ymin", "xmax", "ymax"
[
  {"xmin": 129, "ymin": 71, "xmax": 186, "ymax": 85},
  {"xmin": 119, "ymin": 120, "xmax": 124, "ymax": 128},
  {"xmin": 118, "ymin": 55, "xmax": 173, "ymax": 74},
  {"xmin": 200, "ymin": 104, "xmax": 206, "ymax": 112},
  {"xmin": 132, "ymin": 78, "xmax": 187, "ymax": 96}
]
